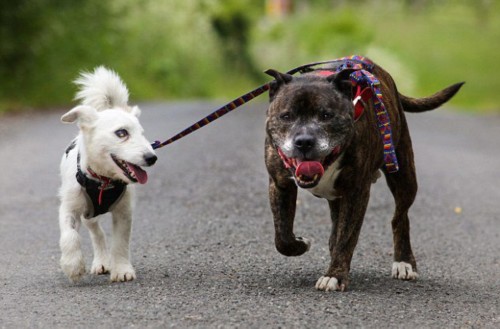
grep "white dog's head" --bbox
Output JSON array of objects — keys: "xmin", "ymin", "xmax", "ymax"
[
  {"xmin": 62, "ymin": 105, "xmax": 157, "ymax": 184},
  {"xmin": 61, "ymin": 67, "xmax": 157, "ymax": 184}
]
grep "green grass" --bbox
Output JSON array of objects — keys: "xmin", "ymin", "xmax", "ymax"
[
  {"xmin": 369, "ymin": 2, "xmax": 500, "ymax": 111},
  {"xmin": 251, "ymin": 1, "xmax": 500, "ymax": 112}
]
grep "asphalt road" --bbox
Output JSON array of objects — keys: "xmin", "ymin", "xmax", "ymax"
[{"xmin": 0, "ymin": 101, "xmax": 499, "ymax": 328}]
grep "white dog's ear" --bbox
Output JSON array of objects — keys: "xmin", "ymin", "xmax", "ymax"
[
  {"xmin": 61, "ymin": 105, "xmax": 98, "ymax": 127},
  {"xmin": 131, "ymin": 105, "xmax": 141, "ymax": 118}
]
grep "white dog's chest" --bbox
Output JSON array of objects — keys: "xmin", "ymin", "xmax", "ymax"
[{"xmin": 303, "ymin": 160, "xmax": 342, "ymax": 200}]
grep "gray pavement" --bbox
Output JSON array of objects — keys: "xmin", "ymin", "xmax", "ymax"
[{"xmin": 0, "ymin": 102, "xmax": 499, "ymax": 328}]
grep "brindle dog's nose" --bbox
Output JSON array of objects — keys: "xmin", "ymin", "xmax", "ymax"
[
  {"xmin": 144, "ymin": 153, "xmax": 158, "ymax": 166},
  {"xmin": 294, "ymin": 135, "xmax": 316, "ymax": 153}
]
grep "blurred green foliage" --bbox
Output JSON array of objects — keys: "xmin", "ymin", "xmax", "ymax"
[
  {"xmin": 0, "ymin": 0, "xmax": 265, "ymax": 111},
  {"xmin": 0, "ymin": 0, "xmax": 498, "ymax": 112}
]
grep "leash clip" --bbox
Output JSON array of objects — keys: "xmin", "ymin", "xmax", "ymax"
[
  {"xmin": 151, "ymin": 140, "xmax": 161, "ymax": 149},
  {"xmin": 352, "ymin": 95, "xmax": 366, "ymax": 121},
  {"xmin": 352, "ymin": 95, "xmax": 362, "ymax": 106}
]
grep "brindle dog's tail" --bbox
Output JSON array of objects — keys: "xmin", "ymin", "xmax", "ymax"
[{"xmin": 399, "ymin": 82, "xmax": 465, "ymax": 113}]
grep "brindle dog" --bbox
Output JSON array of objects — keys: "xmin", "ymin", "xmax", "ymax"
[{"xmin": 264, "ymin": 61, "xmax": 463, "ymax": 291}]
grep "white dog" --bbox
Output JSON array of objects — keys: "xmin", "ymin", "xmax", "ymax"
[{"xmin": 58, "ymin": 67, "xmax": 157, "ymax": 282}]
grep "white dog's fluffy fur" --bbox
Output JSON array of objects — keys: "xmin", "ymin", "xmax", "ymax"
[{"xmin": 59, "ymin": 67, "xmax": 157, "ymax": 282}]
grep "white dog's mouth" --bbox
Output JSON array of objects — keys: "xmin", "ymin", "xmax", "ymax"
[
  {"xmin": 277, "ymin": 146, "xmax": 341, "ymax": 188},
  {"xmin": 111, "ymin": 154, "xmax": 148, "ymax": 184}
]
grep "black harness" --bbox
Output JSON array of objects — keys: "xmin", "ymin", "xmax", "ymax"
[{"xmin": 66, "ymin": 142, "xmax": 127, "ymax": 218}]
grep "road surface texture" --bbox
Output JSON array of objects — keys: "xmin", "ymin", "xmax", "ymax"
[{"xmin": 0, "ymin": 101, "xmax": 499, "ymax": 328}]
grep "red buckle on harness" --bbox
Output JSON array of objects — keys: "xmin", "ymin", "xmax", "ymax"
[
  {"xmin": 352, "ymin": 85, "xmax": 372, "ymax": 121},
  {"xmin": 315, "ymin": 70, "xmax": 371, "ymax": 122}
]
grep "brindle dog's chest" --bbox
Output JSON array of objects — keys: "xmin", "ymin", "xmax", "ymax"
[{"xmin": 304, "ymin": 156, "xmax": 343, "ymax": 200}]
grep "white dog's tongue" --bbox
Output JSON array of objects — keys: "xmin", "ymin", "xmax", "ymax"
[
  {"xmin": 295, "ymin": 161, "xmax": 324, "ymax": 179},
  {"xmin": 127, "ymin": 163, "xmax": 148, "ymax": 184}
]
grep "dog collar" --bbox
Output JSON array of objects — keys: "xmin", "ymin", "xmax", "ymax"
[
  {"xmin": 314, "ymin": 70, "xmax": 372, "ymax": 122},
  {"xmin": 76, "ymin": 153, "xmax": 127, "ymax": 218}
]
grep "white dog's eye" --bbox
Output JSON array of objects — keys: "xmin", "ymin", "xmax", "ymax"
[{"xmin": 115, "ymin": 129, "xmax": 129, "ymax": 138}]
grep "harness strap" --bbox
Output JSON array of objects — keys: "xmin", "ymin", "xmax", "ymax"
[
  {"xmin": 85, "ymin": 167, "xmax": 112, "ymax": 205},
  {"xmin": 76, "ymin": 153, "xmax": 127, "ymax": 218},
  {"xmin": 349, "ymin": 69, "xmax": 399, "ymax": 173}
]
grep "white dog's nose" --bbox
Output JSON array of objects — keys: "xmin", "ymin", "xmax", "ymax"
[{"xmin": 144, "ymin": 153, "xmax": 158, "ymax": 166}]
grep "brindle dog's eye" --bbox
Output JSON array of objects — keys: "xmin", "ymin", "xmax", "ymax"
[
  {"xmin": 279, "ymin": 112, "xmax": 292, "ymax": 121},
  {"xmin": 115, "ymin": 129, "xmax": 129, "ymax": 138},
  {"xmin": 320, "ymin": 112, "xmax": 333, "ymax": 120}
]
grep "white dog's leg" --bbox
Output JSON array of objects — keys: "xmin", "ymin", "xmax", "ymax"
[
  {"xmin": 83, "ymin": 218, "xmax": 110, "ymax": 275},
  {"xmin": 59, "ymin": 205, "xmax": 86, "ymax": 282},
  {"xmin": 109, "ymin": 195, "xmax": 136, "ymax": 282}
]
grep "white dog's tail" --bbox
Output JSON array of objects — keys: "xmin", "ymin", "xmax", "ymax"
[{"xmin": 74, "ymin": 66, "xmax": 129, "ymax": 111}]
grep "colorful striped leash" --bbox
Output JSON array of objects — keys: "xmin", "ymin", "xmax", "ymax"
[
  {"xmin": 150, "ymin": 83, "xmax": 271, "ymax": 149},
  {"xmin": 150, "ymin": 55, "xmax": 399, "ymax": 173},
  {"xmin": 150, "ymin": 57, "xmax": 371, "ymax": 150}
]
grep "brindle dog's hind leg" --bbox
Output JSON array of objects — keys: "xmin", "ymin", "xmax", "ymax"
[{"xmin": 384, "ymin": 118, "xmax": 419, "ymax": 280}]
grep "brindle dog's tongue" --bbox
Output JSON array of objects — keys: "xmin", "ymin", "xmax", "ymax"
[{"xmin": 295, "ymin": 161, "xmax": 324, "ymax": 180}]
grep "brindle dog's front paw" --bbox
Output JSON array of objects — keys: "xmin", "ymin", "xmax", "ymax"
[
  {"xmin": 315, "ymin": 276, "xmax": 347, "ymax": 292},
  {"xmin": 276, "ymin": 237, "xmax": 311, "ymax": 256},
  {"xmin": 392, "ymin": 262, "xmax": 418, "ymax": 280}
]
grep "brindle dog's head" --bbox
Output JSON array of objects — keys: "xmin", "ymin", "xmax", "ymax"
[{"xmin": 265, "ymin": 69, "xmax": 356, "ymax": 188}]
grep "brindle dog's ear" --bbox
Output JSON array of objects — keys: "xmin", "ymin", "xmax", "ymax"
[
  {"xmin": 265, "ymin": 69, "xmax": 293, "ymax": 101},
  {"xmin": 327, "ymin": 69, "xmax": 355, "ymax": 100}
]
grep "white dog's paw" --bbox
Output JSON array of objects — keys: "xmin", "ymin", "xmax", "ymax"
[
  {"xmin": 315, "ymin": 276, "xmax": 345, "ymax": 292},
  {"xmin": 392, "ymin": 262, "xmax": 418, "ymax": 280},
  {"xmin": 90, "ymin": 258, "xmax": 110, "ymax": 275},
  {"xmin": 110, "ymin": 263, "xmax": 136, "ymax": 282},
  {"xmin": 60, "ymin": 252, "xmax": 86, "ymax": 282}
]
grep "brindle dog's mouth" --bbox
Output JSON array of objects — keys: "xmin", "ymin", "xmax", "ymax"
[
  {"xmin": 111, "ymin": 154, "xmax": 148, "ymax": 184},
  {"xmin": 277, "ymin": 146, "xmax": 341, "ymax": 188}
]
